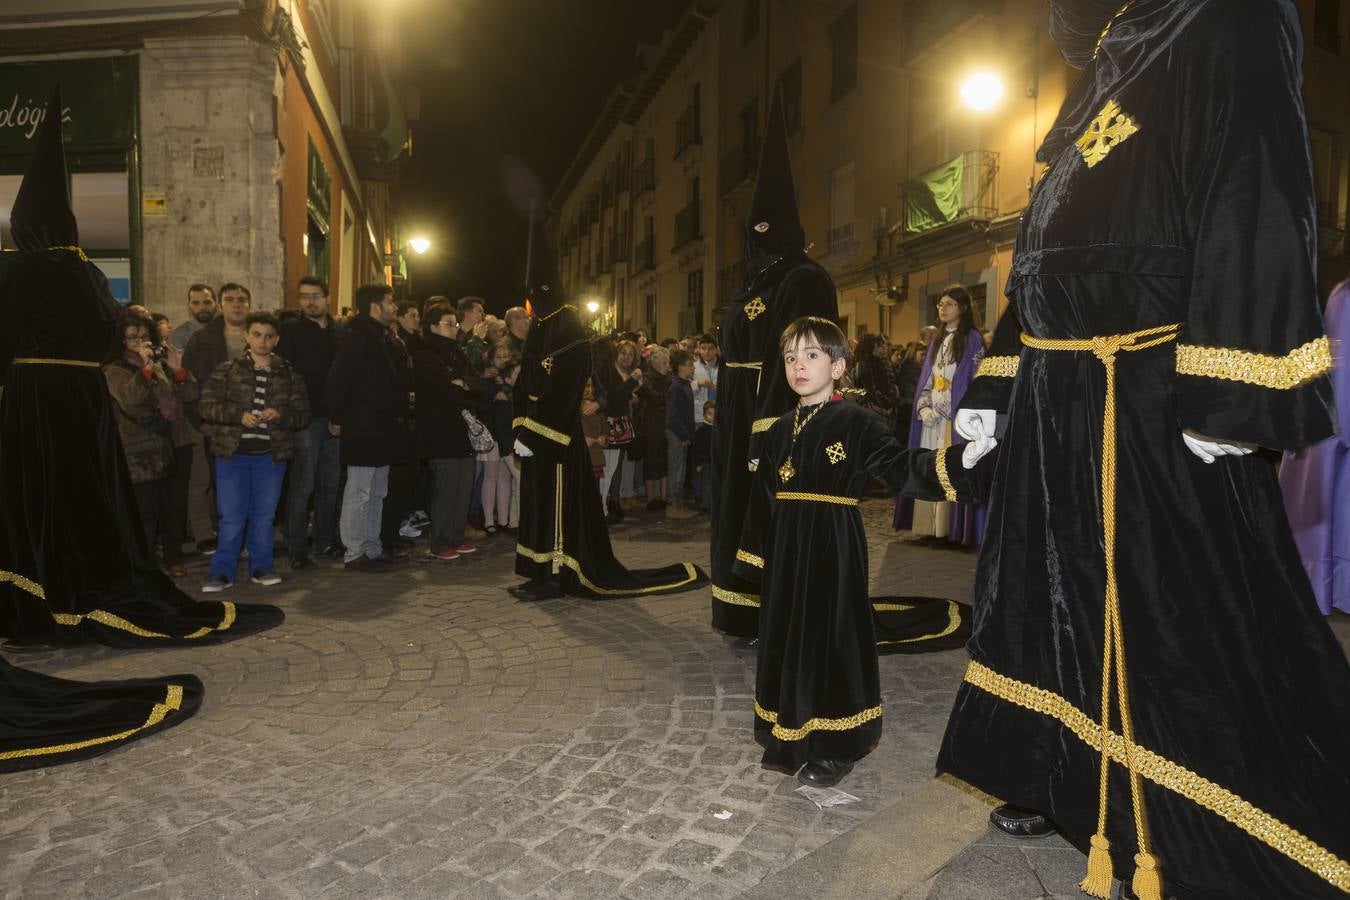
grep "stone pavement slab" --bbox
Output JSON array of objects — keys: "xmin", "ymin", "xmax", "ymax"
[{"xmin": 3, "ymin": 501, "xmax": 1345, "ymax": 899}]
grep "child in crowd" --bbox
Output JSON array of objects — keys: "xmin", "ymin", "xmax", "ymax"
[
  {"xmin": 732, "ymin": 317, "xmax": 985, "ymax": 788},
  {"xmin": 691, "ymin": 399, "xmax": 715, "ymax": 515},
  {"xmin": 664, "ymin": 349, "xmax": 696, "ymax": 520},
  {"xmin": 581, "ymin": 379, "xmax": 609, "ymax": 482},
  {"xmin": 480, "ymin": 346, "xmax": 518, "ymax": 537}
]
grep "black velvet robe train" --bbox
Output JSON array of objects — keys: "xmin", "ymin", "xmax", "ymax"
[
  {"xmin": 731, "ymin": 400, "xmax": 984, "ymax": 770},
  {"xmin": 513, "ymin": 304, "xmax": 707, "ymax": 597},
  {"xmin": 0, "ymin": 253, "xmax": 284, "ymax": 647},
  {"xmin": 937, "ymin": 4, "xmax": 1350, "ymax": 897}
]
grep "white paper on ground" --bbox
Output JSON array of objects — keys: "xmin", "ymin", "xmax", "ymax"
[{"xmin": 794, "ymin": 785, "xmax": 860, "ymax": 809}]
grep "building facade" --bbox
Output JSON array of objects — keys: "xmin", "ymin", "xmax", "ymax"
[
  {"xmin": 0, "ymin": 0, "xmax": 413, "ymax": 316},
  {"xmin": 555, "ymin": 0, "xmax": 1350, "ymax": 343}
]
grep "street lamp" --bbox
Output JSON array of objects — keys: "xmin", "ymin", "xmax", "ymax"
[
  {"xmin": 408, "ymin": 236, "xmax": 431, "ymax": 255},
  {"xmin": 585, "ymin": 300, "xmax": 600, "ymax": 314},
  {"xmin": 960, "ymin": 71, "xmax": 1005, "ymax": 112}
]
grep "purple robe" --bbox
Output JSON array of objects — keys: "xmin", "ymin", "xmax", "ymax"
[
  {"xmin": 1280, "ymin": 279, "xmax": 1349, "ymax": 614},
  {"xmin": 892, "ymin": 329, "xmax": 984, "ymax": 543}
]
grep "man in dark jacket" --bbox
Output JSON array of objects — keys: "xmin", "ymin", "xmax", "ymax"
[
  {"xmin": 276, "ymin": 275, "xmax": 340, "ymax": 567},
  {"xmin": 409, "ymin": 303, "xmax": 478, "ymax": 560},
  {"xmin": 198, "ymin": 312, "xmax": 310, "ymax": 591},
  {"xmin": 326, "ymin": 282, "xmax": 414, "ymax": 571}
]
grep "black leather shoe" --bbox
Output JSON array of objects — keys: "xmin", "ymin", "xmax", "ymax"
[
  {"xmin": 729, "ymin": 636, "xmax": 759, "ymax": 657},
  {"xmin": 797, "ymin": 759, "xmax": 854, "ymax": 788},
  {"xmin": 989, "ymin": 803, "xmax": 1056, "ymax": 838},
  {"xmin": 317, "ymin": 543, "xmax": 345, "ymax": 560},
  {"xmin": 344, "ymin": 556, "xmax": 379, "ymax": 572},
  {"xmin": 289, "ymin": 553, "xmax": 313, "ymax": 570},
  {"xmin": 507, "ymin": 581, "xmax": 563, "ymax": 601}
]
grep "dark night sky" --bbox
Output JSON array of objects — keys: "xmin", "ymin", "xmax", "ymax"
[{"xmin": 399, "ymin": 0, "xmax": 688, "ymax": 313}]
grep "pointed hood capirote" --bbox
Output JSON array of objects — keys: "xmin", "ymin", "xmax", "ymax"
[
  {"xmin": 525, "ymin": 211, "xmax": 566, "ymax": 319},
  {"xmin": 10, "ymin": 86, "xmax": 78, "ymax": 253},
  {"xmin": 744, "ymin": 81, "xmax": 804, "ymax": 269}
]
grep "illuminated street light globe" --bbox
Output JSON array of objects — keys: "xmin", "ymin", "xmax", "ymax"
[
  {"xmin": 409, "ymin": 236, "xmax": 431, "ymax": 254},
  {"xmin": 960, "ymin": 72, "xmax": 1005, "ymax": 112},
  {"xmin": 586, "ymin": 300, "xmax": 600, "ymax": 314}
]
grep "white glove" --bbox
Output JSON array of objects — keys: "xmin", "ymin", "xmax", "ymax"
[
  {"xmin": 962, "ymin": 435, "xmax": 998, "ymax": 469},
  {"xmin": 1181, "ymin": 430, "xmax": 1254, "ymax": 464},
  {"xmin": 955, "ymin": 408, "xmax": 996, "ymax": 441},
  {"xmin": 918, "ymin": 406, "xmax": 940, "ymax": 428},
  {"xmin": 748, "ymin": 458, "xmax": 759, "ymax": 472},
  {"xmin": 514, "ymin": 439, "xmax": 534, "ymax": 458}
]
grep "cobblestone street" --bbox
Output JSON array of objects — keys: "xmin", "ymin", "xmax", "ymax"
[{"xmin": 3, "ymin": 503, "xmax": 1347, "ymax": 899}]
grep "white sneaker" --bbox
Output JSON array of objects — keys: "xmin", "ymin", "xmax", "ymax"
[
  {"xmin": 201, "ymin": 575, "xmax": 233, "ymax": 593},
  {"xmin": 250, "ymin": 571, "xmax": 282, "ymax": 586},
  {"xmin": 399, "ymin": 523, "xmax": 423, "ymax": 539}
]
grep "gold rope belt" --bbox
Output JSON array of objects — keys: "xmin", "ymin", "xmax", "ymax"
[
  {"xmin": 12, "ymin": 358, "xmax": 101, "ymax": 368},
  {"xmin": 775, "ymin": 491, "xmax": 858, "ymax": 506},
  {"xmin": 1019, "ymin": 322, "xmax": 1180, "ymax": 900},
  {"xmin": 724, "ymin": 361, "xmax": 762, "ymax": 369}
]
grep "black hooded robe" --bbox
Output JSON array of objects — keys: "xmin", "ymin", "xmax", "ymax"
[
  {"xmin": 513, "ymin": 300, "xmax": 707, "ymax": 598},
  {"xmin": 936, "ymin": 4, "xmax": 1350, "ymax": 898}
]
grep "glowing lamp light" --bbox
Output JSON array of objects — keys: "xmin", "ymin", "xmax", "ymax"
[
  {"xmin": 408, "ymin": 236, "xmax": 431, "ymax": 254},
  {"xmin": 960, "ymin": 72, "xmax": 1005, "ymax": 112},
  {"xmin": 586, "ymin": 300, "xmax": 600, "ymax": 314}
]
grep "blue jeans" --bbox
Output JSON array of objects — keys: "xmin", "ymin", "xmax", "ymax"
[
  {"xmin": 211, "ymin": 453, "xmax": 287, "ymax": 581},
  {"xmin": 666, "ymin": 430, "xmax": 688, "ymax": 504},
  {"xmin": 284, "ymin": 416, "xmax": 341, "ymax": 554},
  {"xmin": 340, "ymin": 465, "xmax": 388, "ymax": 562}
]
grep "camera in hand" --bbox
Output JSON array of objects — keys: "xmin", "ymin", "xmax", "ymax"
[{"xmin": 148, "ymin": 343, "xmax": 168, "ymax": 362}]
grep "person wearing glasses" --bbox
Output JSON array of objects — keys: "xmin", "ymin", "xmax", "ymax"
[
  {"xmin": 894, "ymin": 284, "xmax": 984, "ymax": 544},
  {"xmin": 103, "ymin": 307, "xmax": 199, "ymax": 577}
]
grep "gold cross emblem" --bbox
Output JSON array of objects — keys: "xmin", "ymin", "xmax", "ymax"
[
  {"xmin": 825, "ymin": 441, "xmax": 847, "ymax": 465},
  {"xmin": 743, "ymin": 296, "xmax": 766, "ymax": 321},
  {"xmin": 1074, "ymin": 99, "xmax": 1139, "ymax": 169},
  {"xmin": 541, "ymin": 356, "xmax": 553, "ymax": 373}
]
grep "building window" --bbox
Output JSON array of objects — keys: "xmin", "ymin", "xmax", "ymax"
[
  {"xmin": 743, "ymin": 0, "xmax": 760, "ymax": 44},
  {"xmin": 828, "ymin": 162, "xmax": 856, "ymax": 254},
  {"xmin": 829, "ymin": 5, "xmax": 858, "ymax": 103},
  {"xmin": 645, "ymin": 292, "xmax": 657, "ymax": 332},
  {"xmin": 1314, "ymin": 0, "xmax": 1341, "ymax": 51},
  {"xmin": 780, "ymin": 58, "xmax": 803, "ymax": 134},
  {"xmin": 307, "ymin": 137, "xmax": 333, "ymax": 281},
  {"xmin": 688, "ymin": 269, "xmax": 705, "ymax": 332}
]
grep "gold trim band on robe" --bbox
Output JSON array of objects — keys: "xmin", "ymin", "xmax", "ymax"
[
  {"xmin": 12, "ymin": 357, "xmax": 102, "ymax": 368},
  {"xmin": 735, "ymin": 549, "xmax": 764, "ymax": 568},
  {"xmin": 964, "ymin": 661, "xmax": 1350, "ymax": 893},
  {"xmin": 514, "ymin": 545, "xmax": 700, "ymax": 596},
  {"xmin": 876, "ymin": 600, "xmax": 963, "ymax": 645},
  {"xmin": 934, "ymin": 450, "xmax": 958, "ymax": 502},
  {"xmin": 1, "ymin": 570, "xmax": 236, "ymax": 639},
  {"xmin": 45, "ymin": 244, "xmax": 89, "ymax": 262},
  {"xmin": 512, "ymin": 416, "xmax": 571, "ymax": 446},
  {"xmin": 724, "ymin": 361, "xmax": 762, "ymax": 369},
  {"xmin": 1174, "ymin": 336, "xmax": 1332, "ymax": 391},
  {"xmin": 976, "ymin": 355, "xmax": 1020, "ymax": 378},
  {"xmin": 712, "ymin": 584, "xmax": 760, "ymax": 607},
  {"xmin": 751, "ymin": 417, "xmax": 778, "ymax": 434},
  {"xmin": 774, "ymin": 491, "xmax": 858, "ymax": 506},
  {"xmin": 754, "ymin": 699, "xmax": 882, "ymax": 741},
  {"xmin": 0, "ymin": 683, "xmax": 185, "ymax": 762}
]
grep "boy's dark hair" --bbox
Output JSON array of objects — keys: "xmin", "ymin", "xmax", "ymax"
[
  {"xmin": 218, "ymin": 282, "xmax": 251, "ymax": 303},
  {"xmin": 150, "ymin": 312, "xmax": 170, "ymax": 326},
  {"xmin": 661, "ymin": 338, "xmax": 679, "ymax": 349},
  {"xmin": 397, "ymin": 301, "xmax": 419, "ymax": 317},
  {"xmin": 298, "ymin": 275, "xmax": 328, "ymax": 296},
  {"xmin": 188, "ymin": 282, "xmax": 215, "ymax": 299},
  {"xmin": 245, "ymin": 311, "xmax": 280, "ymax": 333},
  {"xmin": 355, "ymin": 282, "xmax": 392, "ymax": 316},
  {"xmin": 456, "ymin": 296, "xmax": 485, "ymax": 318},
  {"xmin": 422, "ymin": 302, "xmax": 456, "ymax": 335},
  {"xmin": 670, "ymin": 349, "xmax": 694, "ymax": 370},
  {"xmin": 779, "ymin": 316, "xmax": 849, "ymax": 363},
  {"xmin": 698, "ymin": 333, "xmax": 718, "ymax": 347},
  {"xmin": 702, "ymin": 399, "xmax": 716, "ymax": 414}
]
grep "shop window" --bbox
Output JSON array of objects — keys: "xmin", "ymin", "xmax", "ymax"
[{"xmin": 307, "ymin": 138, "xmax": 333, "ymax": 280}]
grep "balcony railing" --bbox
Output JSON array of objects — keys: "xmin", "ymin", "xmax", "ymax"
[
  {"xmin": 901, "ymin": 149, "xmax": 999, "ymax": 235},
  {"xmin": 634, "ymin": 235, "xmax": 655, "ymax": 272},
  {"xmin": 636, "ymin": 158, "xmax": 656, "ymax": 196},
  {"xmin": 719, "ymin": 142, "xmax": 758, "ymax": 196},
  {"xmin": 675, "ymin": 107, "xmax": 701, "ymax": 157},
  {"xmin": 826, "ymin": 221, "xmax": 857, "ymax": 254},
  {"xmin": 608, "ymin": 233, "xmax": 629, "ymax": 268},
  {"xmin": 674, "ymin": 201, "xmax": 701, "ymax": 249}
]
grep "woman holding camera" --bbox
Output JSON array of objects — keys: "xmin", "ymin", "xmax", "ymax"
[{"xmin": 103, "ymin": 307, "xmax": 199, "ymax": 577}]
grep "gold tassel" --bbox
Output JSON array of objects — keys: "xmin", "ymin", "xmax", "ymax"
[
  {"xmin": 1132, "ymin": 851, "xmax": 1164, "ymax": 900},
  {"xmin": 1080, "ymin": 833, "xmax": 1115, "ymax": 898}
]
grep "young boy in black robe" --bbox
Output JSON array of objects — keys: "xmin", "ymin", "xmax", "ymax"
[{"xmin": 733, "ymin": 317, "xmax": 990, "ymax": 787}]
